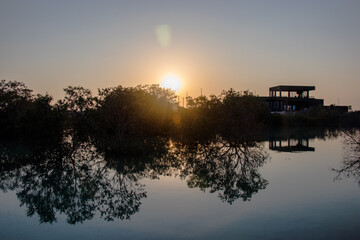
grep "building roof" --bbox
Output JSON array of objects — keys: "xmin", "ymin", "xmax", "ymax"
[{"xmin": 269, "ymin": 85, "xmax": 315, "ymax": 91}]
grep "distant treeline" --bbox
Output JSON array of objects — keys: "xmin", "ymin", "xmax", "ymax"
[{"xmin": 1, "ymin": 80, "xmax": 359, "ymax": 150}]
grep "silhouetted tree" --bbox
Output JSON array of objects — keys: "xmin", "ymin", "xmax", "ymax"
[
  {"xmin": 0, "ymin": 80, "xmax": 33, "ymax": 139},
  {"xmin": 219, "ymin": 89, "xmax": 270, "ymax": 140},
  {"xmin": 15, "ymin": 94, "xmax": 63, "ymax": 144},
  {"xmin": 93, "ymin": 85, "xmax": 177, "ymax": 152},
  {"xmin": 56, "ymin": 86, "xmax": 97, "ymax": 143}
]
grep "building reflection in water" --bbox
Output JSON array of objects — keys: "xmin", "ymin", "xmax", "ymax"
[{"xmin": 269, "ymin": 138, "xmax": 315, "ymax": 152}]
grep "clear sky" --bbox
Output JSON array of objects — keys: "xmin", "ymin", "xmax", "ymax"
[{"xmin": 1, "ymin": 0, "xmax": 360, "ymax": 109}]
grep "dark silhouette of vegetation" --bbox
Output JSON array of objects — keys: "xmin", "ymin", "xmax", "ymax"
[
  {"xmin": 1, "ymin": 79, "xmax": 358, "ymax": 146},
  {"xmin": 0, "ymin": 80, "xmax": 63, "ymax": 144},
  {"xmin": 175, "ymin": 89, "xmax": 271, "ymax": 142},
  {"xmin": 92, "ymin": 85, "xmax": 176, "ymax": 152},
  {"xmin": 270, "ymin": 106, "xmax": 360, "ymax": 128}
]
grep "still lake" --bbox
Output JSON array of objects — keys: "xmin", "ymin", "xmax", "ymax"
[{"xmin": 1, "ymin": 129, "xmax": 359, "ymax": 240}]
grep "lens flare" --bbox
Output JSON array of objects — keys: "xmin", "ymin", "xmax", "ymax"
[{"xmin": 156, "ymin": 24, "xmax": 171, "ymax": 48}]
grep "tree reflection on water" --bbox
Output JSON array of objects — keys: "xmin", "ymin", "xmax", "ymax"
[
  {"xmin": 0, "ymin": 140, "xmax": 147, "ymax": 224},
  {"xmin": 172, "ymin": 137, "xmax": 269, "ymax": 204},
  {"xmin": 0, "ymin": 134, "xmax": 269, "ymax": 224},
  {"xmin": 333, "ymin": 129, "xmax": 360, "ymax": 185}
]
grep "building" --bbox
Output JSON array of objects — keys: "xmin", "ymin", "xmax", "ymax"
[{"xmin": 261, "ymin": 85, "xmax": 324, "ymax": 112}]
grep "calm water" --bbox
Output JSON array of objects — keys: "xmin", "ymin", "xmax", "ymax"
[{"xmin": 1, "ymin": 129, "xmax": 359, "ymax": 240}]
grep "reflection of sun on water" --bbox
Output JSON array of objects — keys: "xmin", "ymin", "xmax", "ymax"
[{"xmin": 160, "ymin": 73, "xmax": 182, "ymax": 93}]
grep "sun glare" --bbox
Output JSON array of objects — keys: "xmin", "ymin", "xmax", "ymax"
[{"xmin": 160, "ymin": 73, "xmax": 182, "ymax": 93}]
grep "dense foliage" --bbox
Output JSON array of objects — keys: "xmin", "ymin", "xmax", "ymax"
[{"xmin": 0, "ymin": 79, "xmax": 358, "ymax": 150}]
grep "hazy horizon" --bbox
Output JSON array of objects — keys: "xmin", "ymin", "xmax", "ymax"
[{"xmin": 1, "ymin": 0, "xmax": 360, "ymax": 109}]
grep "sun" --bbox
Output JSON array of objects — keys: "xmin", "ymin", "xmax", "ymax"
[{"xmin": 160, "ymin": 73, "xmax": 182, "ymax": 93}]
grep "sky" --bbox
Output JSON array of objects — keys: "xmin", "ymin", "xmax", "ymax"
[{"xmin": 1, "ymin": 0, "xmax": 360, "ymax": 109}]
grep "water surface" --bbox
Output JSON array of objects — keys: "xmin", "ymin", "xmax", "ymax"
[{"xmin": 1, "ymin": 129, "xmax": 359, "ymax": 239}]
